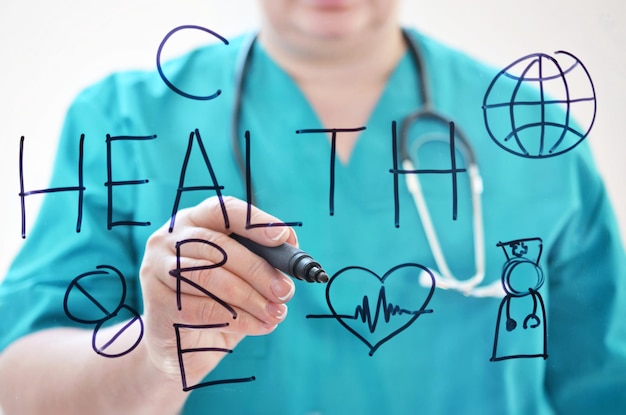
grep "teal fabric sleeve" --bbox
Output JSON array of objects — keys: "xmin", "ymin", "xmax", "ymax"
[
  {"xmin": 0, "ymin": 77, "xmax": 143, "ymax": 351},
  {"xmin": 545, "ymin": 151, "xmax": 626, "ymax": 412}
]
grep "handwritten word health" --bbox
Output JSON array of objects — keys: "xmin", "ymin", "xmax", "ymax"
[{"xmin": 19, "ymin": 121, "xmax": 465, "ymax": 238}]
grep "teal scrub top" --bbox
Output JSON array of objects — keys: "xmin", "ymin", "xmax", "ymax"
[{"xmin": 1, "ymin": 30, "xmax": 626, "ymax": 414}]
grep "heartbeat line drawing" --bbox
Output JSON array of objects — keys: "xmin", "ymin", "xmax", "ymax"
[
  {"xmin": 307, "ymin": 263, "xmax": 435, "ymax": 356},
  {"xmin": 335, "ymin": 286, "xmax": 430, "ymax": 333}
]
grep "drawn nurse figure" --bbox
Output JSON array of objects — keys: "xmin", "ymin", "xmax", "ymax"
[{"xmin": 490, "ymin": 237, "xmax": 548, "ymax": 361}]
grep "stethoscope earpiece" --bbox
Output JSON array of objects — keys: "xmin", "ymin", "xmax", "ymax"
[
  {"xmin": 523, "ymin": 314, "xmax": 541, "ymax": 329},
  {"xmin": 506, "ymin": 318, "xmax": 517, "ymax": 332},
  {"xmin": 505, "ymin": 313, "xmax": 540, "ymax": 332}
]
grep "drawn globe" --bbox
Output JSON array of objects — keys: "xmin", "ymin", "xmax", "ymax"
[{"xmin": 482, "ymin": 51, "xmax": 596, "ymax": 158}]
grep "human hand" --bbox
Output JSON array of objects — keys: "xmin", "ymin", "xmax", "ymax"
[{"xmin": 139, "ymin": 196, "xmax": 297, "ymax": 388}]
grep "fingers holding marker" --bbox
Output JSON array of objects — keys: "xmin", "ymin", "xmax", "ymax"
[
  {"xmin": 183, "ymin": 195, "xmax": 313, "ymax": 284},
  {"xmin": 186, "ymin": 196, "xmax": 298, "ymax": 248},
  {"xmin": 173, "ymin": 282, "xmax": 288, "ymax": 336},
  {"xmin": 163, "ymin": 197, "xmax": 300, "ymax": 329},
  {"xmin": 163, "ymin": 196, "xmax": 328, "ymax": 334},
  {"xmin": 196, "ymin": 196, "xmax": 327, "ymax": 284},
  {"xmin": 230, "ymin": 234, "xmax": 328, "ymax": 283},
  {"xmin": 137, "ymin": 196, "xmax": 303, "ymax": 388},
  {"xmin": 167, "ymin": 248, "xmax": 293, "ymax": 328},
  {"xmin": 167, "ymin": 225, "xmax": 297, "ymax": 303}
]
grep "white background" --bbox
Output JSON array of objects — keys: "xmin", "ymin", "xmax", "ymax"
[{"xmin": 0, "ymin": 0, "xmax": 624, "ymax": 280}]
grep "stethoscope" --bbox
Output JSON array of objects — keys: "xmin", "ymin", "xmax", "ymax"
[{"xmin": 231, "ymin": 29, "xmax": 503, "ymax": 298}]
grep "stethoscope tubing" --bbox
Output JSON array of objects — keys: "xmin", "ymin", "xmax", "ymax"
[{"xmin": 232, "ymin": 28, "xmax": 500, "ymax": 298}]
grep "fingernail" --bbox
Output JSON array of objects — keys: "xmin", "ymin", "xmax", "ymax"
[
  {"xmin": 265, "ymin": 224, "xmax": 288, "ymax": 241},
  {"xmin": 267, "ymin": 302, "xmax": 288, "ymax": 320},
  {"xmin": 271, "ymin": 274, "xmax": 295, "ymax": 302},
  {"xmin": 263, "ymin": 323, "xmax": 278, "ymax": 332}
]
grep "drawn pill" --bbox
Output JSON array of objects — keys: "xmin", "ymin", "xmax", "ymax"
[
  {"xmin": 92, "ymin": 304, "xmax": 144, "ymax": 358},
  {"xmin": 63, "ymin": 265, "xmax": 127, "ymax": 324}
]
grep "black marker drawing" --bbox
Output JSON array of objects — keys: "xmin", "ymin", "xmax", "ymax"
[
  {"xmin": 243, "ymin": 130, "xmax": 302, "ymax": 229},
  {"xmin": 169, "ymin": 238, "xmax": 233, "ymax": 315},
  {"xmin": 490, "ymin": 237, "xmax": 548, "ymax": 361},
  {"xmin": 106, "ymin": 134, "xmax": 155, "ymax": 229},
  {"xmin": 296, "ymin": 127, "xmax": 366, "ymax": 216},
  {"xmin": 307, "ymin": 263, "xmax": 435, "ymax": 356},
  {"xmin": 20, "ymin": 133, "xmax": 158, "ymax": 237},
  {"xmin": 483, "ymin": 51, "xmax": 596, "ymax": 158},
  {"xmin": 91, "ymin": 304, "xmax": 144, "ymax": 358},
  {"xmin": 63, "ymin": 265, "xmax": 143, "ymax": 357},
  {"xmin": 168, "ymin": 129, "xmax": 229, "ymax": 233},
  {"xmin": 157, "ymin": 25, "xmax": 229, "ymax": 101},
  {"xmin": 390, "ymin": 120, "xmax": 468, "ymax": 225},
  {"xmin": 174, "ymin": 323, "xmax": 256, "ymax": 391},
  {"xmin": 19, "ymin": 135, "xmax": 85, "ymax": 238},
  {"xmin": 169, "ymin": 238, "xmax": 255, "ymax": 391}
]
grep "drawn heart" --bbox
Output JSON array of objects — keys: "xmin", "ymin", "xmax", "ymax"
[{"xmin": 325, "ymin": 263, "xmax": 435, "ymax": 356}]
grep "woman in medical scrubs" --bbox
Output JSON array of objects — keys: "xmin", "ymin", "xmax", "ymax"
[{"xmin": 1, "ymin": 0, "xmax": 625, "ymax": 414}]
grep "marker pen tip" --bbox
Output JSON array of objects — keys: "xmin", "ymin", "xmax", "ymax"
[{"xmin": 309, "ymin": 267, "xmax": 329, "ymax": 283}]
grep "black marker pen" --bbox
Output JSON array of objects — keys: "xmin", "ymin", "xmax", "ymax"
[{"xmin": 231, "ymin": 234, "xmax": 329, "ymax": 283}]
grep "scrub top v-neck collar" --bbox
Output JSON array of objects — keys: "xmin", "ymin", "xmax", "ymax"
[{"xmin": 239, "ymin": 39, "xmax": 420, "ymax": 172}]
